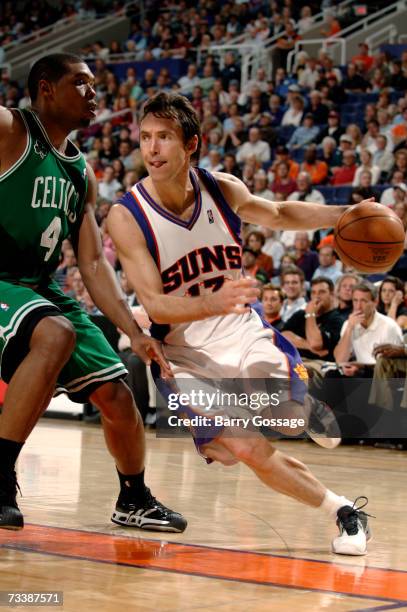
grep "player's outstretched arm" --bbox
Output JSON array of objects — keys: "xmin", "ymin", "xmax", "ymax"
[
  {"xmin": 213, "ymin": 172, "xmax": 375, "ymax": 230},
  {"xmin": 107, "ymin": 204, "xmax": 260, "ymax": 324}
]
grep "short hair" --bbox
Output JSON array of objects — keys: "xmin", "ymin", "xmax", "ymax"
[
  {"xmin": 311, "ymin": 276, "xmax": 335, "ymax": 292},
  {"xmin": 247, "ymin": 230, "xmax": 265, "ymax": 247},
  {"xmin": 335, "ymin": 273, "xmax": 361, "ymax": 292},
  {"xmin": 28, "ymin": 53, "xmax": 84, "ymax": 101},
  {"xmin": 352, "ymin": 281, "xmax": 377, "ymax": 300},
  {"xmin": 280, "ymin": 265, "xmax": 305, "ymax": 283},
  {"xmin": 140, "ymin": 92, "xmax": 201, "ymax": 161},
  {"xmin": 261, "ymin": 284, "xmax": 284, "ymax": 301}
]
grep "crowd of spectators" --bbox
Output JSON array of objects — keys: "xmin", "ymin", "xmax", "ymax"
[{"xmin": 2, "ymin": 0, "xmax": 407, "ymax": 435}]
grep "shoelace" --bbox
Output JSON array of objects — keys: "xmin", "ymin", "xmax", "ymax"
[
  {"xmin": 121, "ymin": 487, "xmax": 172, "ymax": 516},
  {"xmin": 339, "ymin": 496, "xmax": 375, "ymax": 536}
]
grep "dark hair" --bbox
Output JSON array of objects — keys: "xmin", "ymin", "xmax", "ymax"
[
  {"xmin": 377, "ymin": 275, "xmax": 404, "ymax": 314},
  {"xmin": 352, "ymin": 281, "xmax": 377, "ymax": 300},
  {"xmin": 280, "ymin": 265, "xmax": 305, "ymax": 283},
  {"xmin": 247, "ymin": 230, "xmax": 265, "ymax": 248},
  {"xmin": 28, "ymin": 52, "xmax": 84, "ymax": 101},
  {"xmin": 311, "ymin": 276, "xmax": 335, "ymax": 292},
  {"xmin": 140, "ymin": 92, "xmax": 201, "ymax": 162}
]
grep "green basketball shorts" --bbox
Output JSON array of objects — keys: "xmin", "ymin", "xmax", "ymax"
[{"xmin": 0, "ymin": 279, "xmax": 127, "ymax": 402}]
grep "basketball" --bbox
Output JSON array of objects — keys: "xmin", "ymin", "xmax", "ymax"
[{"xmin": 334, "ymin": 202, "xmax": 405, "ymax": 273}]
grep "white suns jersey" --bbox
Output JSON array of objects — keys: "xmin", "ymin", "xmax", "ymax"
[{"xmin": 119, "ymin": 168, "xmax": 251, "ymax": 348}]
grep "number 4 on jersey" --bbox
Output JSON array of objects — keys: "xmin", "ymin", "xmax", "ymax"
[{"xmin": 40, "ymin": 216, "xmax": 62, "ymax": 262}]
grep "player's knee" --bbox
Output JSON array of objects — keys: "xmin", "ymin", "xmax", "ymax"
[
  {"xmin": 32, "ymin": 316, "xmax": 76, "ymax": 362},
  {"xmin": 223, "ymin": 435, "xmax": 273, "ymax": 467},
  {"xmin": 92, "ymin": 381, "xmax": 140, "ymax": 423}
]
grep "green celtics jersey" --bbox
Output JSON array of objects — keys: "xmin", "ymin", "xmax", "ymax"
[{"xmin": 0, "ymin": 108, "xmax": 88, "ymax": 284}]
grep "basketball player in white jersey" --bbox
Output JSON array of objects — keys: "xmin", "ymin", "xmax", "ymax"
[{"xmin": 107, "ymin": 92, "xmax": 373, "ymax": 555}]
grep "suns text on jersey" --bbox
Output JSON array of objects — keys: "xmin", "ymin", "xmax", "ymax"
[
  {"xmin": 30, "ymin": 176, "xmax": 78, "ymax": 223},
  {"xmin": 162, "ymin": 244, "xmax": 242, "ymax": 293}
]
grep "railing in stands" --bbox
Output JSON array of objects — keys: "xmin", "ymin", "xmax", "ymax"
[
  {"xmin": 287, "ymin": 38, "xmax": 346, "ymax": 75},
  {"xmin": 366, "ymin": 25, "xmax": 398, "ymax": 53}
]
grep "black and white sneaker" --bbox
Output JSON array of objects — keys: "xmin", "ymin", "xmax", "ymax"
[
  {"xmin": 332, "ymin": 496, "xmax": 373, "ymax": 555},
  {"xmin": 304, "ymin": 394, "xmax": 342, "ymax": 449},
  {"xmin": 0, "ymin": 471, "xmax": 24, "ymax": 530},
  {"xmin": 111, "ymin": 487, "xmax": 187, "ymax": 533}
]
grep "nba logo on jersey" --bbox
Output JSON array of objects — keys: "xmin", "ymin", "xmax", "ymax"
[
  {"xmin": 0, "ymin": 303, "xmax": 9, "ymax": 311},
  {"xmin": 34, "ymin": 140, "xmax": 47, "ymax": 159},
  {"xmin": 207, "ymin": 209, "xmax": 214, "ymax": 224}
]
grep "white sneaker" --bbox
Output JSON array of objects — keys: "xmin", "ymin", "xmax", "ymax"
[{"xmin": 332, "ymin": 496, "xmax": 372, "ymax": 556}]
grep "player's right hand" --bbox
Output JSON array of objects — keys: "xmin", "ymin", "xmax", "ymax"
[{"xmin": 205, "ymin": 278, "xmax": 260, "ymax": 315}]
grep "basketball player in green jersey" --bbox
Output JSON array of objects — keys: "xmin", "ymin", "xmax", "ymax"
[{"xmin": 0, "ymin": 53, "xmax": 186, "ymax": 533}]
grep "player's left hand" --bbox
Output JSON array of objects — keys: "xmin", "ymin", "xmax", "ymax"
[
  {"xmin": 130, "ymin": 334, "xmax": 173, "ymax": 378},
  {"xmin": 359, "ymin": 197, "xmax": 376, "ymax": 205}
]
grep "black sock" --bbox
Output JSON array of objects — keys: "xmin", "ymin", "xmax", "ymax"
[
  {"xmin": 0, "ymin": 438, "xmax": 24, "ymax": 473},
  {"xmin": 117, "ymin": 468, "xmax": 147, "ymax": 498}
]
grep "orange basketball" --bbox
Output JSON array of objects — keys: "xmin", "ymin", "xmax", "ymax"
[{"xmin": 334, "ymin": 202, "xmax": 405, "ymax": 273}]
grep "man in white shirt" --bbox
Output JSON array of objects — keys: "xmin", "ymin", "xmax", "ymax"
[
  {"xmin": 178, "ymin": 64, "xmax": 201, "ymax": 94},
  {"xmin": 236, "ymin": 127, "xmax": 271, "ymax": 164},
  {"xmin": 280, "ymin": 266, "xmax": 307, "ymax": 323},
  {"xmin": 380, "ymin": 172, "xmax": 407, "ymax": 206},
  {"xmin": 290, "ymin": 171, "xmax": 326, "ymax": 205},
  {"xmin": 98, "ymin": 165, "xmax": 122, "ymax": 202},
  {"xmin": 334, "ymin": 282, "xmax": 403, "ymax": 376},
  {"xmin": 312, "ymin": 246, "xmax": 342, "ymax": 284}
]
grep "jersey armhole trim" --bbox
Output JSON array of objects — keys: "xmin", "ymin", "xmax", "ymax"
[
  {"xmin": 0, "ymin": 109, "xmax": 31, "ymax": 183},
  {"xmin": 117, "ymin": 190, "xmax": 161, "ymax": 268}
]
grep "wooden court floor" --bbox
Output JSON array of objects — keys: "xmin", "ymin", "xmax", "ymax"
[{"xmin": 1, "ymin": 420, "xmax": 407, "ymax": 611}]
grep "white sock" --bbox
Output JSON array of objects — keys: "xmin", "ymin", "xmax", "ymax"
[{"xmin": 319, "ymin": 490, "xmax": 353, "ymax": 520}]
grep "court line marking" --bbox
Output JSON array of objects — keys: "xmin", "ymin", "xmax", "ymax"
[
  {"xmin": 350, "ymin": 602, "xmax": 407, "ymax": 612},
  {"xmin": 0, "ymin": 524, "xmax": 406, "ymax": 604}
]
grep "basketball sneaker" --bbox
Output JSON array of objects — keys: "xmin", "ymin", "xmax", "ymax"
[
  {"xmin": 304, "ymin": 394, "xmax": 342, "ymax": 449},
  {"xmin": 111, "ymin": 487, "xmax": 187, "ymax": 532},
  {"xmin": 332, "ymin": 496, "xmax": 373, "ymax": 555},
  {"xmin": 0, "ymin": 471, "xmax": 24, "ymax": 530}
]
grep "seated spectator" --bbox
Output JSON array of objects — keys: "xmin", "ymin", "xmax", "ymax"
[
  {"xmin": 242, "ymin": 247, "xmax": 268, "ymax": 280},
  {"xmin": 333, "ymin": 273, "xmax": 361, "ymax": 323},
  {"xmin": 287, "ymin": 113, "xmax": 320, "ymax": 149},
  {"xmin": 54, "ymin": 244, "xmax": 77, "ymax": 291},
  {"xmin": 342, "ymin": 63, "xmax": 370, "ymax": 93},
  {"xmin": 389, "ymin": 60, "xmax": 407, "ymax": 91},
  {"xmin": 262, "ymin": 285, "xmax": 285, "ymax": 330},
  {"xmin": 346, "ymin": 124, "xmax": 363, "ymax": 154},
  {"xmin": 270, "ymin": 161, "xmax": 297, "ymax": 197},
  {"xmin": 268, "ymin": 94, "xmax": 284, "ymax": 126},
  {"xmin": 98, "ymin": 165, "xmax": 122, "ymax": 201},
  {"xmin": 380, "ymin": 171, "xmax": 406, "ymax": 205},
  {"xmin": 306, "ymin": 90, "xmax": 329, "ymax": 125},
  {"xmin": 222, "ymin": 117, "xmax": 246, "ymax": 154},
  {"xmin": 200, "ymin": 149, "xmax": 223, "ymax": 172},
  {"xmin": 260, "ymin": 227, "xmax": 285, "ymax": 270},
  {"xmin": 312, "ymin": 243, "xmax": 342, "ymax": 279},
  {"xmin": 283, "ymin": 277, "xmax": 343, "ymax": 363},
  {"xmin": 349, "ymin": 183, "xmax": 378, "ymax": 204},
  {"xmin": 362, "ymin": 120, "xmax": 380, "ymax": 154},
  {"xmin": 325, "ymin": 72, "xmax": 347, "ymax": 106},
  {"xmin": 320, "ymin": 136, "xmax": 342, "ymax": 170},
  {"xmin": 298, "ymin": 57, "xmax": 320, "ymax": 91},
  {"xmin": 377, "ymin": 276, "xmax": 407, "ymax": 330},
  {"xmin": 236, "ymin": 126, "xmax": 271, "ymax": 164},
  {"xmin": 373, "ymin": 135, "xmax": 394, "ymax": 178},
  {"xmin": 298, "ymin": 6, "xmax": 314, "ymax": 35},
  {"xmin": 351, "ymin": 43, "xmax": 374, "ymax": 75},
  {"xmin": 334, "ymin": 281, "xmax": 404, "ymax": 377},
  {"xmin": 269, "ymin": 145, "xmax": 299, "ymax": 182},
  {"xmin": 331, "ymin": 150, "xmax": 357, "ymax": 185},
  {"xmin": 246, "ymin": 230, "xmax": 274, "ymax": 277},
  {"xmin": 352, "ymin": 149, "xmax": 381, "ymax": 186},
  {"xmin": 318, "ymin": 110, "xmax": 344, "ymax": 145},
  {"xmin": 320, "ymin": 12, "xmax": 341, "ymax": 38},
  {"xmin": 178, "ymin": 64, "xmax": 200, "ymax": 94},
  {"xmin": 281, "ymin": 95, "xmax": 305, "ymax": 127},
  {"xmin": 253, "ymin": 170, "xmax": 275, "ymax": 201},
  {"xmin": 280, "ymin": 265, "xmax": 307, "ymax": 323},
  {"xmin": 300, "ymin": 145, "xmax": 329, "ymax": 184},
  {"xmin": 220, "ymin": 52, "xmax": 241, "ymax": 90},
  {"xmin": 221, "ymin": 153, "xmax": 242, "ymax": 178},
  {"xmin": 290, "ymin": 171, "xmax": 326, "ymax": 204},
  {"xmin": 393, "ymin": 149, "xmax": 407, "ymax": 180},
  {"xmin": 294, "ymin": 231, "xmax": 319, "ymax": 282}
]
